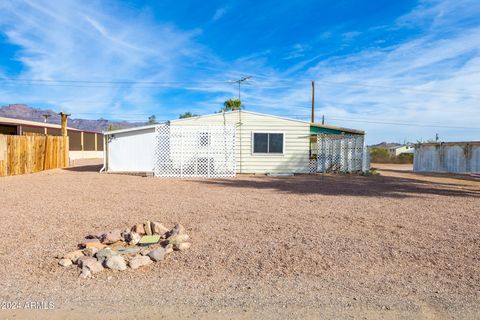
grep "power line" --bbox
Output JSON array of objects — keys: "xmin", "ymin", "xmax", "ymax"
[
  {"xmin": 284, "ymin": 114, "xmax": 480, "ymax": 130},
  {"xmin": 1, "ymin": 77, "xmax": 478, "ymax": 98},
  {"xmin": 325, "ymin": 117, "xmax": 480, "ymax": 130},
  {"xmin": 69, "ymin": 112, "xmax": 480, "ymax": 130},
  {"xmin": 253, "ymin": 77, "xmax": 478, "ymax": 98},
  {"xmin": 0, "ymin": 78, "xmax": 227, "ymax": 84}
]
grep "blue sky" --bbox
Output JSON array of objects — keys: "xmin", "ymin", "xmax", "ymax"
[{"xmin": 0, "ymin": 0, "xmax": 479, "ymax": 143}]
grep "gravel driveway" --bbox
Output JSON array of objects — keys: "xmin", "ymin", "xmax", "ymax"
[{"xmin": 0, "ymin": 162, "xmax": 479, "ymax": 319}]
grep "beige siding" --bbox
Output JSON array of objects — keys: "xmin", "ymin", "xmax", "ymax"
[{"xmin": 171, "ymin": 111, "xmax": 311, "ymax": 174}]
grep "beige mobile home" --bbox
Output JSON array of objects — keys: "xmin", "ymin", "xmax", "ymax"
[
  {"xmin": 103, "ymin": 110, "xmax": 364, "ymax": 176},
  {"xmin": 171, "ymin": 110, "xmax": 362, "ymax": 174}
]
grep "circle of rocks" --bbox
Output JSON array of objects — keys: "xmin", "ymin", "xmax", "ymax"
[{"xmin": 57, "ymin": 221, "xmax": 191, "ymax": 278}]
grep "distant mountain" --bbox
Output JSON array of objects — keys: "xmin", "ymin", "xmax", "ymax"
[
  {"xmin": 369, "ymin": 142, "xmax": 403, "ymax": 149},
  {"xmin": 0, "ymin": 104, "xmax": 147, "ymax": 132}
]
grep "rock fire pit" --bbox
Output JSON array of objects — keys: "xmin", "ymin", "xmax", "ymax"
[{"xmin": 57, "ymin": 221, "xmax": 190, "ymax": 278}]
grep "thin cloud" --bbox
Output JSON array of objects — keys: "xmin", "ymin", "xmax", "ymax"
[
  {"xmin": 0, "ymin": 0, "xmax": 204, "ymax": 116},
  {"xmin": 213, "ymin": 6, "xmax": 228, "ymax": 21},
  {"xmin": 0, "ymin": 0, "xmax": 478, "ymax": 144}
]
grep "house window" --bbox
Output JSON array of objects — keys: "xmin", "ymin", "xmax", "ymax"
[
  {"xmin": 199, "ymin": 132, "xmax": 210, "ymax": 147},
  {"xmin": 253, "ymin": 133, "xmax": 284, "ymax": 154}
]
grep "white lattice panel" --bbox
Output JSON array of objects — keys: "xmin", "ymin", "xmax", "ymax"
[
  {"xmin": 317, "ymin": 134, "xmax": 366, "ymax": 173},
  {"xmin": 154, "ymin": 125, "xmax": 236, "ymax": 178}
]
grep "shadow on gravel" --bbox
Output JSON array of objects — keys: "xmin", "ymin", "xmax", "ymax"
[
  {"xmin": 377, "ymin": 167, "xmax": 480, "ymax": 182},
  {"xmin": 195, "ymin": 174, "xmax": 480, "ymax": 198},
  {"xmin": 63, "ymin": 164, "xmax": 103, "ymax": 172}
]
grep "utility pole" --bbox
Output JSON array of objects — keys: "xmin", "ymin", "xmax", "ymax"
[
  {"xmin": 59, "ymin": 112, "xmax": 70, "ymax": 137},
  {"xmin": 42, "ymin": 114, "xmax": 51, "ymax": 135},
  {"xmin": 58, "ymin": 112, "xmax": 71, "ymax": 168},
  {"xmin": 42, "ymin": 114, "xmax": 51, "ymax": 123},
  {"xmin": 311, "ymin": 80, "xmax": 315, "ymax": 123}
]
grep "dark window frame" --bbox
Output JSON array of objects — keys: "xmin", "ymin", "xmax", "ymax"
[{"xmin": 252, "ymin": 132, "xmax": 284, "ymax": 154}]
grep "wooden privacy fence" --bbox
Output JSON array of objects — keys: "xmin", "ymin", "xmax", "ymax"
[{"xmin": 0, "ymin": 134, "xmax": 69, "ymax": 177}]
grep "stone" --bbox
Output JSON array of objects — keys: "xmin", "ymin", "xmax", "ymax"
[
  {"xmin": 138, "ymin": 235, "xmax": 161, "ymax": 245},
  {"xmin": 81, "ymin": 258, "xmax": 104, "ymax": 274},
  {"xmin": 79, "ymin": 267, "xmax": 92, "ymax": 279},
  {"xmin": 139, "ymin": 248, "xmax": 151, "ymax": 256},
  {"xmin": 144, "ymin": 221, "xmax": 152, "ymax": 236},
  {"xmin": 128, "ymin": 255, "xmax": 153, "ymax": 269},
  {"xmin": 63, "ymin": 250, "xmax": 84, "ymax": 264},
  {"xmin": 116, "ymin": 247, "xmax": 141, "ymax": 255},
  {"xmin": 105, "ymin": 255, "xmax": 127, "ymax": 271},
  {"xmin": 95, "ymin": 248, "xmax": 117, "ymax": 264},
  {"xmin": 85, "ymin": 231, "xmax": 105, "ymax": 239},
  {"xmin": 58, "ymin": 258, "xmax": 72, "ymax": 267},
  {"xmin": 100, "ymin": 229, "xmax": 122, "ymax": 244},
  {"xmin": 164, "ymin": 244, "xmax": 174, "ymax": 254},
  {"xmin": 151, "ymin": 222, "xmax": 169, "ymax": 236},
  {"xmin": 109, "ymin": 241, "xmax": 126, "ymax": 250},
  {"xmin": 124, "ymin": 232, "xmax": 141, "ymax": 245},
  {"xmin": 84, "ymin": 242, "xmax": 107, "ymax": 250},
  {"xmin": 79, "ymin": 237, "xmax": 100, "ymax": 248},
  {"xmin": 168, "ymin": 223, "xmax": 185, "ymax": 237},
  {"xmin": 168, "ymin": 234, "xmax": 189, "ymax": 246},
  {"xmin": 83, "ymin": 247, "xmax": 99, "ymax": 257},
  {"xmin": 77, "ymin": 256, "xmax": 97, "ymax": 268},
  {"xmin": 121, "ymin": 229, "xmax": 132, "ymax": 242},
  {"xmin": 147, "ymin": 247, "xmax": 166, "ymax": 262},
  {"xmin": 174, "ymin": 242, "xmax": 191, "ymax": 251},
  {"xmin": 132, "ymin": 224, "xmax": 145, "ymax": 235}
]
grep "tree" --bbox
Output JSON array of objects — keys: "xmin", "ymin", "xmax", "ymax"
[
  {"xmin": 222, "ymin": 99, "xmax": 243, "ymax": 112},
  {"xmin": 148, "ymin": 115, "xmax": 157, "ymax": 124},
  {"xmin": 179, "ymin": 112, "xmax": 199, "ymax": 119},
  {"xmin": 369, "ymin": 147, "xmax": 390, "ymax": 163}
]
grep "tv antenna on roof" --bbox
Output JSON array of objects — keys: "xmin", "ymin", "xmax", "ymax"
[{"xmin": 229, "ymin": 76, "xmax": 252, "ymax": 102}]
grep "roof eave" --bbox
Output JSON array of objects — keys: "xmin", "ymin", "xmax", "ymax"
[{"xmin": 310, "ymin": 123, "xmax": 365, "ymax": 135}]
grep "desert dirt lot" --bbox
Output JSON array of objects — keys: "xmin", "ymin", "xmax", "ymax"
[{"xmin": 0, "ymin": 162, "xmax": 479, "ymax": 319}]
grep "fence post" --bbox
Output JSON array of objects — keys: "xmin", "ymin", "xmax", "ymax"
[{"xmin": 180, "ymin": 126, "xmax": 184, "ymax": 178}]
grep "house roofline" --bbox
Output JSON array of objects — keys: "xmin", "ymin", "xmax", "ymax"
[
  {"xmin": 171, "ymin": 110, "xmax": 311, "ymax": 125},
  {"xmin": 103, "ymin": 110, "xmax": 364, "ymax": 135},
  {"xmin": 0, "ymin": 116, "xmax": 100, "ymax": 134},
  {"xmin": 172, "ymin": 110, "xmax": 365, "ymax": 134},
  {"xmin": 103, "ymin": 124, "xmax": 160, "ymax": 135}
]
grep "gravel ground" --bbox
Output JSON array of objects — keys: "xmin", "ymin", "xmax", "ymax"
[{"xmin": 0, "ymin": 161, "xmax": 479, "ymax": 319}]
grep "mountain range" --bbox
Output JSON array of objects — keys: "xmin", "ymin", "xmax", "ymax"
[{"xmin": 0, "ymin": 104, "xmax": 146, "ymax": 132}]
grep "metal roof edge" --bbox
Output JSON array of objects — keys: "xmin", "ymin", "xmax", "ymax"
[
  {"xmin": 417, "ymin": 141, "xmax": 480, "ymax": 147},
  {"xmin": 103, "ymin": 124, "xmax": 160, "ymax": 135},
  {"xmin": 172, "ymin": 110, "xmax": 311, "ymax": 126},
  {"xmin": 310, "ymin": 122, "xmax": 365, "ymax": 135}
]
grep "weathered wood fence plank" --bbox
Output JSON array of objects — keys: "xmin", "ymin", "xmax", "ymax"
[{"xmin": 0, "ymin": 134, "xmax": 69, "ymax": 177}]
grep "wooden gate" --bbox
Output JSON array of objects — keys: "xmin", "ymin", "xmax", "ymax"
[{"xmin": 0, "ymin": 135, "xmax": 69, "ymax": 177}]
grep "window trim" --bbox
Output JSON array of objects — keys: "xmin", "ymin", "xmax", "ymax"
[{"xmin": 251, "ymin": 132, "xmax": 285, "ymax": 155}]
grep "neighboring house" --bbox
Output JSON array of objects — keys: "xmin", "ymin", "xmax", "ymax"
[
  {"xmin": 387, "ymin": 145, "xmax": 414, "ymax": 157},
  {"xmin": 0, "ymin": 116, "xmax": 103, "ymax": 160},
  {"xmin": 103, "ymin": 110, "xmax": 364, "ymax": 175}
]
